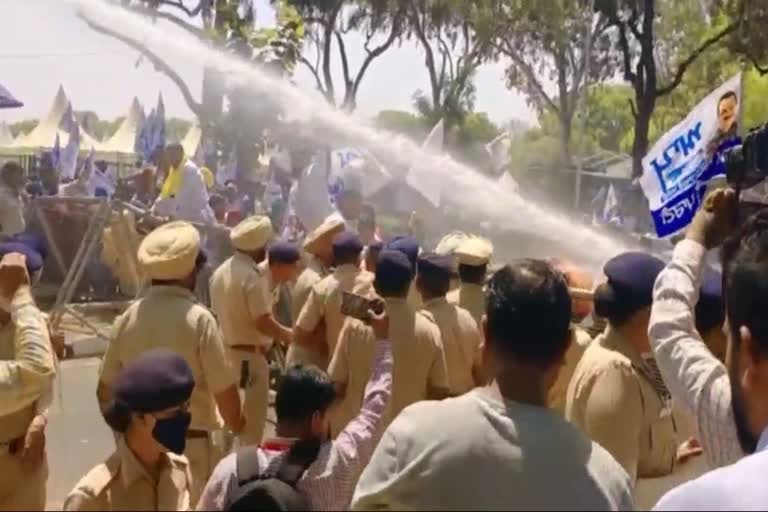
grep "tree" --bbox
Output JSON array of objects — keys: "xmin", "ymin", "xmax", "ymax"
[
  {"xmin": 597, "ymin": 0, "xmax": 747, "ymax": 175},
  {"xmin": 80, "ymin": 0, "xmax": 304, "ymax": 160},
  {"xmin": 484, "ymin": 0, "xmax": 614, "ymax": 164},
  {"xmin": 406, "ymin": 0, "xmax": 493, "ymax": 130},
  {"xmin": 583, "ymin": 84, "xmax": 635, "ymax": 153},
  {"xmin": 9, "ymin": 120, "xmax": 37, "ymax": 138},
  {"xmin": 283, "ymin": 0, "xmax": 407, "ymax": 110}
]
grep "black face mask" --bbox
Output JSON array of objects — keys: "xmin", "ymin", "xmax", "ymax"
[{"xmin": 152, "ymin": 412, "xmax": 192, "ymax": 455}]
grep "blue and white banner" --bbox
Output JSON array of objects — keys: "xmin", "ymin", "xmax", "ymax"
[{"xmin": 641, "ymin": 73, "xmax": 742, "ymax": 237}]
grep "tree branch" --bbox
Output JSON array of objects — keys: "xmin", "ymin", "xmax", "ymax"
[
  {"xmin": 299, "ymin": 56, "xmax": 326, "ymax": 93},
  {"xmin": 153, "ymin": 0, "xmax": 204, "ymax": 17},
  {"xmin": 348, "ymin": 15, "xmax": 402, "ymax": 106},
  {"xmin": 320, "ymin": 1, "xmax": 344, "ymax": 105},
  {"xmin": 81, "ymin": 13, "xmax": 203, "ymax": 118},
  {"xmin": 656, "ymin": 22, "xmax": 738, "ymax": 96},
  {"xmin": 131, "ymin": 3, "xmax": 207, "ymax": 38},
  {"xmin": 334, "ymin": 30, "xmax": 352, "ymax": 87},
  {"xmin": 746, "ymin": 52, "xmax": 768, "ymax": 75},
  {"xmin": 495, "ymin": 40, "xmax": 559, "ymax": 115}
]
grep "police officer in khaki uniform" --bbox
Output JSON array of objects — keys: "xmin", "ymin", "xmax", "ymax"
[
  {"xmin": 386, "ymin": 236, "xmax": 423, "ymax": 309},
  {"xmin": 286, "ymin": 218, "xmax": 345, "ymax": 368},
  {"xmin": 330, "ymin": 250, "xmax": 449, "ymax": 433},
  {"xmin": 0, "ymin": 245, "xmax": 55, "ymax": 511},
  {"xmin": 566, "ymin": 252, "xmax": 697, "ymax": 507},
  {"xmin": 447, "ymin": 237, "xmax": 493, "ymax": 327},
  {"xmin": 416, "ymin": 253, "xmax": 484, "ymax": 396},
  {"xmin": 295, "ymin": 232, "xmax": 374, "ymax": 369},
  {"xmin": 210, "ymin": 217, "xmax": 300, "ymax": 447},
  {"xmin": 97, "ymin": 221, "xmax": 243, "ymax": 506},
  {"xmin": 65, "ymin": 349, "xmax": 195, "ymax": 511}
]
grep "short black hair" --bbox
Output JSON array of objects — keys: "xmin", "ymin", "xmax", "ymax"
[
  {"xmin": 719, "ymin": 91, "xmax": 738, "ymax": 106},
  {"xmin": 458, "ymin": 263, "xmax": 486, "ymax": 285},
  {"xmin": 417, "ymin": 267, "xmax": 451, "ymax": 298},
  {"xmin": 333, "ymin": 246, "xmax": 363, "ymax": 266},
  {"xmin": 723, "ymin": 211, "xmax": 768, "ymax": 355},
  {"xmin": 276, "ymin": 366, "xmax": 336, "ymax": 423},
  {"xmin": 485, "ymin": 260, "xmax": 572, "ymax": 364}
]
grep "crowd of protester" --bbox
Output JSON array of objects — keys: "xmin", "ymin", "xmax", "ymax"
[{"xmin": 1, "ymin": 146, "xmax": 768, "ymax": 512}]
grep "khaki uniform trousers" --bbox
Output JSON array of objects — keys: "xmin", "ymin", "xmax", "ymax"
[
  {"xmin": 185, "ymin": 436, "xmax": 222, "ymax": 509},
  {"xmin": 229, "ymin": 347, "xmax": 270, "ymax": 447},
  {"xmin": 0, "ymin": 449, "xmax": 47, "ymax": 511}
]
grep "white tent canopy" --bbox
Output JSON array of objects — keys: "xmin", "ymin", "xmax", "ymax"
[
  {"xmin": 0, "ymin": 123, "xmax": 14, "ymax": 147},
  {"xmin": 101, "ymin": 97, "xmax": 144, "ymax": 154},
  {"xmin": 11, "ymin": 85, "xmax": 103, "ymax": 152}
]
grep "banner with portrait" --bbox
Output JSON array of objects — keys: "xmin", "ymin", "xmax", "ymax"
[{"xmin": 640, "ymin": 73, "xmax": 742, "ymax": 237}]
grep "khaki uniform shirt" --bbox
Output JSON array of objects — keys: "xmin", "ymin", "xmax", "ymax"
[
  {"xmin": 209, "ymin": 252, "xmax": 273, "ymax": 348},
  {"xmin": 330, "ymin": 298, "xmax": 449, "ymax": 429},
  {"xmin": 0, "ymin": 184, "xmax": 25, "ymax": 237},
  {"xmin": 566, "ymin": 327, "xmax": 679, "ymax": 483},
  {"xmin": 0, "ymin": 289, "xmax": 54, "ymax": 426},
  {"xmin": 422, "ymin": 298, "xmax": 482, "ymax": 396},
  {"xmin": 291, "ymin": 257, "xmax": 328, "ymax": 323},
  {"xmin": 447, "ymin": 283, "xmax": 485, "ymax": 327},
  {"xmin": 295, "ymin": 264, "xmax": 374, "ymax": 359},
  {"xmin": 548, "ymin": 326, "xmax": 592, "ymax": 415},
  {"xmin": 64, "ymin": 439, "xmax": 192, "ymax": 511},
  {"xmin": 100, "ymin": 286, "xmax": 235, "ymax": 432}
]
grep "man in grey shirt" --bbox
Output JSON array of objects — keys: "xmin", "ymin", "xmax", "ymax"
[{"xmin": 352, "ymin": 260, "xmax": 633, "ymax": 511}]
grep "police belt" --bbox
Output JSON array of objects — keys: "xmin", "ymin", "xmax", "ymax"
[
  {"xmin": 229, "ymin": 344, "xmax": 269, "ymax": 356},
  {"xmin": 186, "ymin": 430, "xmax": 209, "ymax": 440}
]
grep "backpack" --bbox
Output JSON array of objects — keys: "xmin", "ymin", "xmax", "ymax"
[{"xmin": 226, "ymin": 439, "xmax": 322, "ymax": 512}]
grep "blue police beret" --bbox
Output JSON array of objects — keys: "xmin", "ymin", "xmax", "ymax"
[
  {"xmin": 385, "ymin": 236, "xmax": 419, "ymax": 267},
  {"xmin": 376, "ymin": 249, "xmax": 413, "ymax": 281},
  {"xmin": 603, "ymin": 252, "xmax": 665, "ymax": 308},
  {"xmin": 696, "ymin": 267, "xmax": 724, "ymax": 333},
  {"xmin": 332, "ymin": 232, "xmax": 364, "ymax": 255},
  {"xmin": 268, "ymin": 240, "xmax": 301, "ymax": 264},
  {"xmin": 113, "ymin": 349, "xmax": 195, "ymax": 413},
  {"xmin": 0, "ymin": 242, "xmax": 44, "ymax": 274},
  {"xmin": 9, "ymin": 233, "xmax": 48, "ymax": 261},
  {"xmin": 417, "ymin": 252, "xmax": 454, "ymax": 279}
]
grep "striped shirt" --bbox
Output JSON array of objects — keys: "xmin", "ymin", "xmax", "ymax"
[
  {"xmin": 648, "ymin": 239, "xmax": 743, "ymax": 469},
  {"xmin": 196, "ymin": 340, "xmax": 393, "ymax": 511}
]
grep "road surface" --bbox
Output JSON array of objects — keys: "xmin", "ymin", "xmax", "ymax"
[{"xmin": 46, "ymin": 357, "xmax": 113, "ymax": 511}]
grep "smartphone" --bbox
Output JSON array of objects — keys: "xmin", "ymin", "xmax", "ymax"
[{"xmin": 341, "ymin": 291, "xmax": 372, "ymax": 321}]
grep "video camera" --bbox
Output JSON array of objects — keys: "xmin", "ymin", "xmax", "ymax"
[
  {"xmin": 724, "ymin": 124, "xmax": 768, "ymax": 218},
  {"xmin": 724, "ymin": 123, "xmax": 768, "ymax": 191}
]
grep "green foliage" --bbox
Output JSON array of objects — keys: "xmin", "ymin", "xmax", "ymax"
[{"xmin": 374, "ymin": 110, "xmax": 427, "ymax": 140}]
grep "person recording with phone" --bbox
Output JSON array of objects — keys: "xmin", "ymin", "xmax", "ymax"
[
  {"xmin": 648, "ymin": 188, "xmax": 744, "ymax": 471},
  {"xmin": 198, "ymin": 302, "xmax": 394, "ymax": 511}
]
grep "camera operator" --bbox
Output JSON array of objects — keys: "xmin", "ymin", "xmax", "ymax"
[{"xmin": 648, "ymin": 188, "xmax": 743, "ymax": 471}]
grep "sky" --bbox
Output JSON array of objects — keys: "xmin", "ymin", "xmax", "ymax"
[{"xmin": 1, "ymin": 0, "xmax": 537, "ymax": 129}]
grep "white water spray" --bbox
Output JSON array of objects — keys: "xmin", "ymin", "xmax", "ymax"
[{"xmin": 74, "ymin": 0, "xmax": 634, "ymax": 268}]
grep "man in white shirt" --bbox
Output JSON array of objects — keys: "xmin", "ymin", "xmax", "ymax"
[
  {"xmin": 352, "ymin": 260, "xmax": 633, "ymax": 511},
  {"xmin": 654, "ymin": 188, "xmax": 768, "ymax": 510},
  {"xmin": 153, "ymin": 144, "xmax": 214, "ymax": 224}
]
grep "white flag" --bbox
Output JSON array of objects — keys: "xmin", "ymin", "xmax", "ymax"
[
  {"xmin": 486, "ymin": 132, "xmax": 512, "ymax": 174},
  {"xmin": 58, "ymin": 104, "xmax": 80, "ymax": 181},
  {"xmin": 405, "ymin": 119, "xmax": 445, "ymax": 208}
]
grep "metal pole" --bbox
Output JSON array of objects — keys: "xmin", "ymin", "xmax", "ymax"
[{"xmin": 574, "ymin": 0, "xmax": 597, "ymax": 211}]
